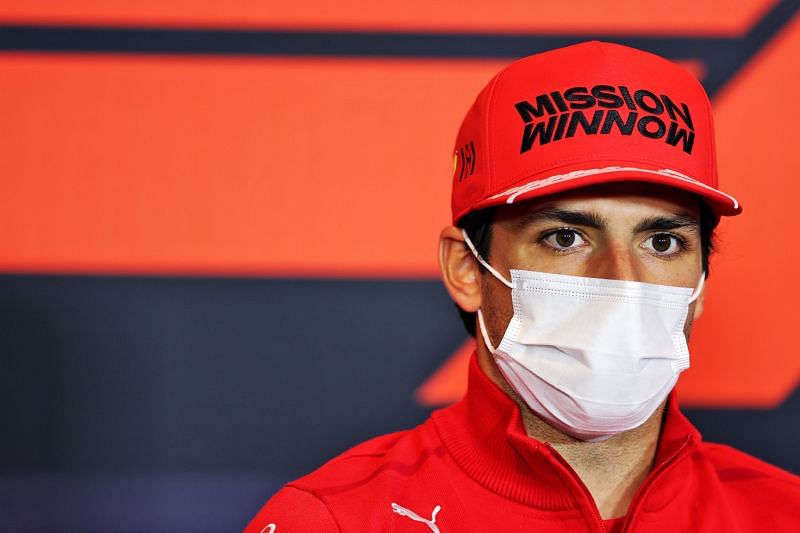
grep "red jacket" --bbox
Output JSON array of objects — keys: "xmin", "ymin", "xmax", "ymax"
[{"xmin": 245, "ymin": 355, "xmax": 800, "ymax": 532}]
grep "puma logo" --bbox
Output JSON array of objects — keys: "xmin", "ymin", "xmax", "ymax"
[{"xmin": 391, "ymin": 502, "xmax": 441, "ymax": 532}]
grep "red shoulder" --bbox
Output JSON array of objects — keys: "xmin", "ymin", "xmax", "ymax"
[
  {"xmin": 245, "ymin": 421, "xmax": 442, "ymax": 531},
  {"xmin": 701, "ymin": 442, "xmax": 800, "ymax": 487},
  {"xmin": 243, "ymin": 485, "xmax": 340, "ymax": 533},
  {"xmin": 696, "ymin": 441, "xmax": 800, "ymax": 526},
  {"xmin": 291, "ymin": 427, "xmax": 426, "ymax": 491}
]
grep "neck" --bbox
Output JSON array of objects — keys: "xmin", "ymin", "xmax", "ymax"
[{"xmin": 477, "ymin": 350, "xmax": 664, "ymax": 519}]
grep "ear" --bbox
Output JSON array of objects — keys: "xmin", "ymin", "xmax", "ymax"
[
  {"xmin": 691, "ymin": 281, "xmax": 705, "ymax": 320},
  {"xmin": 439, "ymin": 226, "xmax": 482, "ymax": 313}
]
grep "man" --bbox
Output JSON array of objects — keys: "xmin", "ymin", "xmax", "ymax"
[{"xmin": 246, "ymin": 41, "xmax": 799, "ymax": 532}]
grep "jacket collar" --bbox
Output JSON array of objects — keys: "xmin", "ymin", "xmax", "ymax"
[{"xmin": 432, "ymin": 351, "xmax": 701, "ymax": 509}]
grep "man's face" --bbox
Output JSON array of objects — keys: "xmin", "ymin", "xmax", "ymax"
[{"xmin": 479, "ymin": 182, "xmax": 705, "ymax": 350}]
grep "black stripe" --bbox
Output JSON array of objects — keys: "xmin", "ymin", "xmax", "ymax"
[
  {"xmin": 0, "ymin": 0, "xmax": 796, "ymax": 96},
  {"xmin": 0, "ymin": 274, "xmax": 460, "ymax": 476},
  {"xmin": 1, "ymin": 274, "xmax": 798, "ymax": 475}
]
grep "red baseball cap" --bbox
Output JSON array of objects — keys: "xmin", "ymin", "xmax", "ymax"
[{"xmin": 451, "ymin": 41, "xmax": 741, "ymax": 224}]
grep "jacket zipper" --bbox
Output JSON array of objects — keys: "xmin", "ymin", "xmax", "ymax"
[
  {"xmin": 543, "ymin": 443, "xmax": 605, "ymax": 533},
  {"xmin": 544, "ymin": 436, "xmax": 693, "ymax": 533},
  {"xmin": 620, "ymin": 435, "xmax": 693, "ymax": 532}
]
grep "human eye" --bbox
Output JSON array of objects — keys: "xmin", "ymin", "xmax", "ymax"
[
  {"xmin": 540, "ymin": 228, "xmax": 587, "ymax": 253},
  {"xmin": 641, "ymin": 233, "xmax": 686, "ymax": 257}
]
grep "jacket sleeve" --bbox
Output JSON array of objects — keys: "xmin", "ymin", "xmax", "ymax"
[{"xmin": 243, "ymin": 485, "xmax": 340, "ymax": 533}]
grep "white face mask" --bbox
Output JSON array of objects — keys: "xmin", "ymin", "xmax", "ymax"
[{"xmin": 462, "ymin": 229, "xmax": 703, "ymax": 442}]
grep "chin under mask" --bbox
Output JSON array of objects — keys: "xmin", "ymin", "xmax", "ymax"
[{"xmin": 463, "ymin": 229, "xmax": 703, "ymax": 442}]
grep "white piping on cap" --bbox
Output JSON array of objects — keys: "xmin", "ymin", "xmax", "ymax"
[{"xmin": 487, "ymin": 166, "xmax": 740, "ymax": 210}]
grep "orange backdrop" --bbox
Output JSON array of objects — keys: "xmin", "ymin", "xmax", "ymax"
[{"xmin": 0, "ymin": 0, "xmax": 797, "ymax": 408}]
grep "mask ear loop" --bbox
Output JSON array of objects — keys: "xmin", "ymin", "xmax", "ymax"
[
  {"xmin": 476, "ymin": 310, "xmax": 497, "ymax": 354},
  {"xmin": 461, "ymin": 228, "xmax": 511, "ymax": 354},
  {"xmin": 688, "ymin": 273, "xmax": 705, "ymax": 304},
  {"xmin": 460, "ymin": 229, "xmax": 514, "ymax": 289}
]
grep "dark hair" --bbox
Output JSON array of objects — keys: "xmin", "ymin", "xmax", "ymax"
[{"xmin": 455, "ymin": 202, "xmax": 718, "ymax": 337}]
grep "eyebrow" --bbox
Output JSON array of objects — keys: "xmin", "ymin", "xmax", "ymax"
[
  {"xmin": 516, "ymin": 207, "xmax": 608, "ymax": 230},
  {"xmin": 516, "ymin": 207, "xmax": 699, "ymax": 233},
  {"xmin": 632, "ymin": 214, "xmax": 700, "ymax": 233}
]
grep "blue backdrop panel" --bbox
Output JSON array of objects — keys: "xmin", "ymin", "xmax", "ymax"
[{"xmin": 1, "ymin": 274, "xmax": 797, "ymax": 532}]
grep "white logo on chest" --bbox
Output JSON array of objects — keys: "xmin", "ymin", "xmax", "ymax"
[
  {"xmin": 391, "ymin": 502, "xmax": 441, "ymax": 532},
  {"xmin": 259, "ymin": 524, "xmax": 276, "ymax": 533}
]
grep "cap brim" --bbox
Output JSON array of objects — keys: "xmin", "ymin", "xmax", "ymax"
[{"xmin": 469, "ymin": 163, "xmax": 742, "ymax": 219}]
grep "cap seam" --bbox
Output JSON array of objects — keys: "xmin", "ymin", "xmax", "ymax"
[
  {"xmin": 483, "ymin": 70, "xmax": 504, "ymax": 199},
  {"xmin": 703, "ymin": 84, "xmax": 717, "ymax": 187},
  {"xmin": 684, "ymin": 73, "xmax": 717, "ymax": 187}
]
